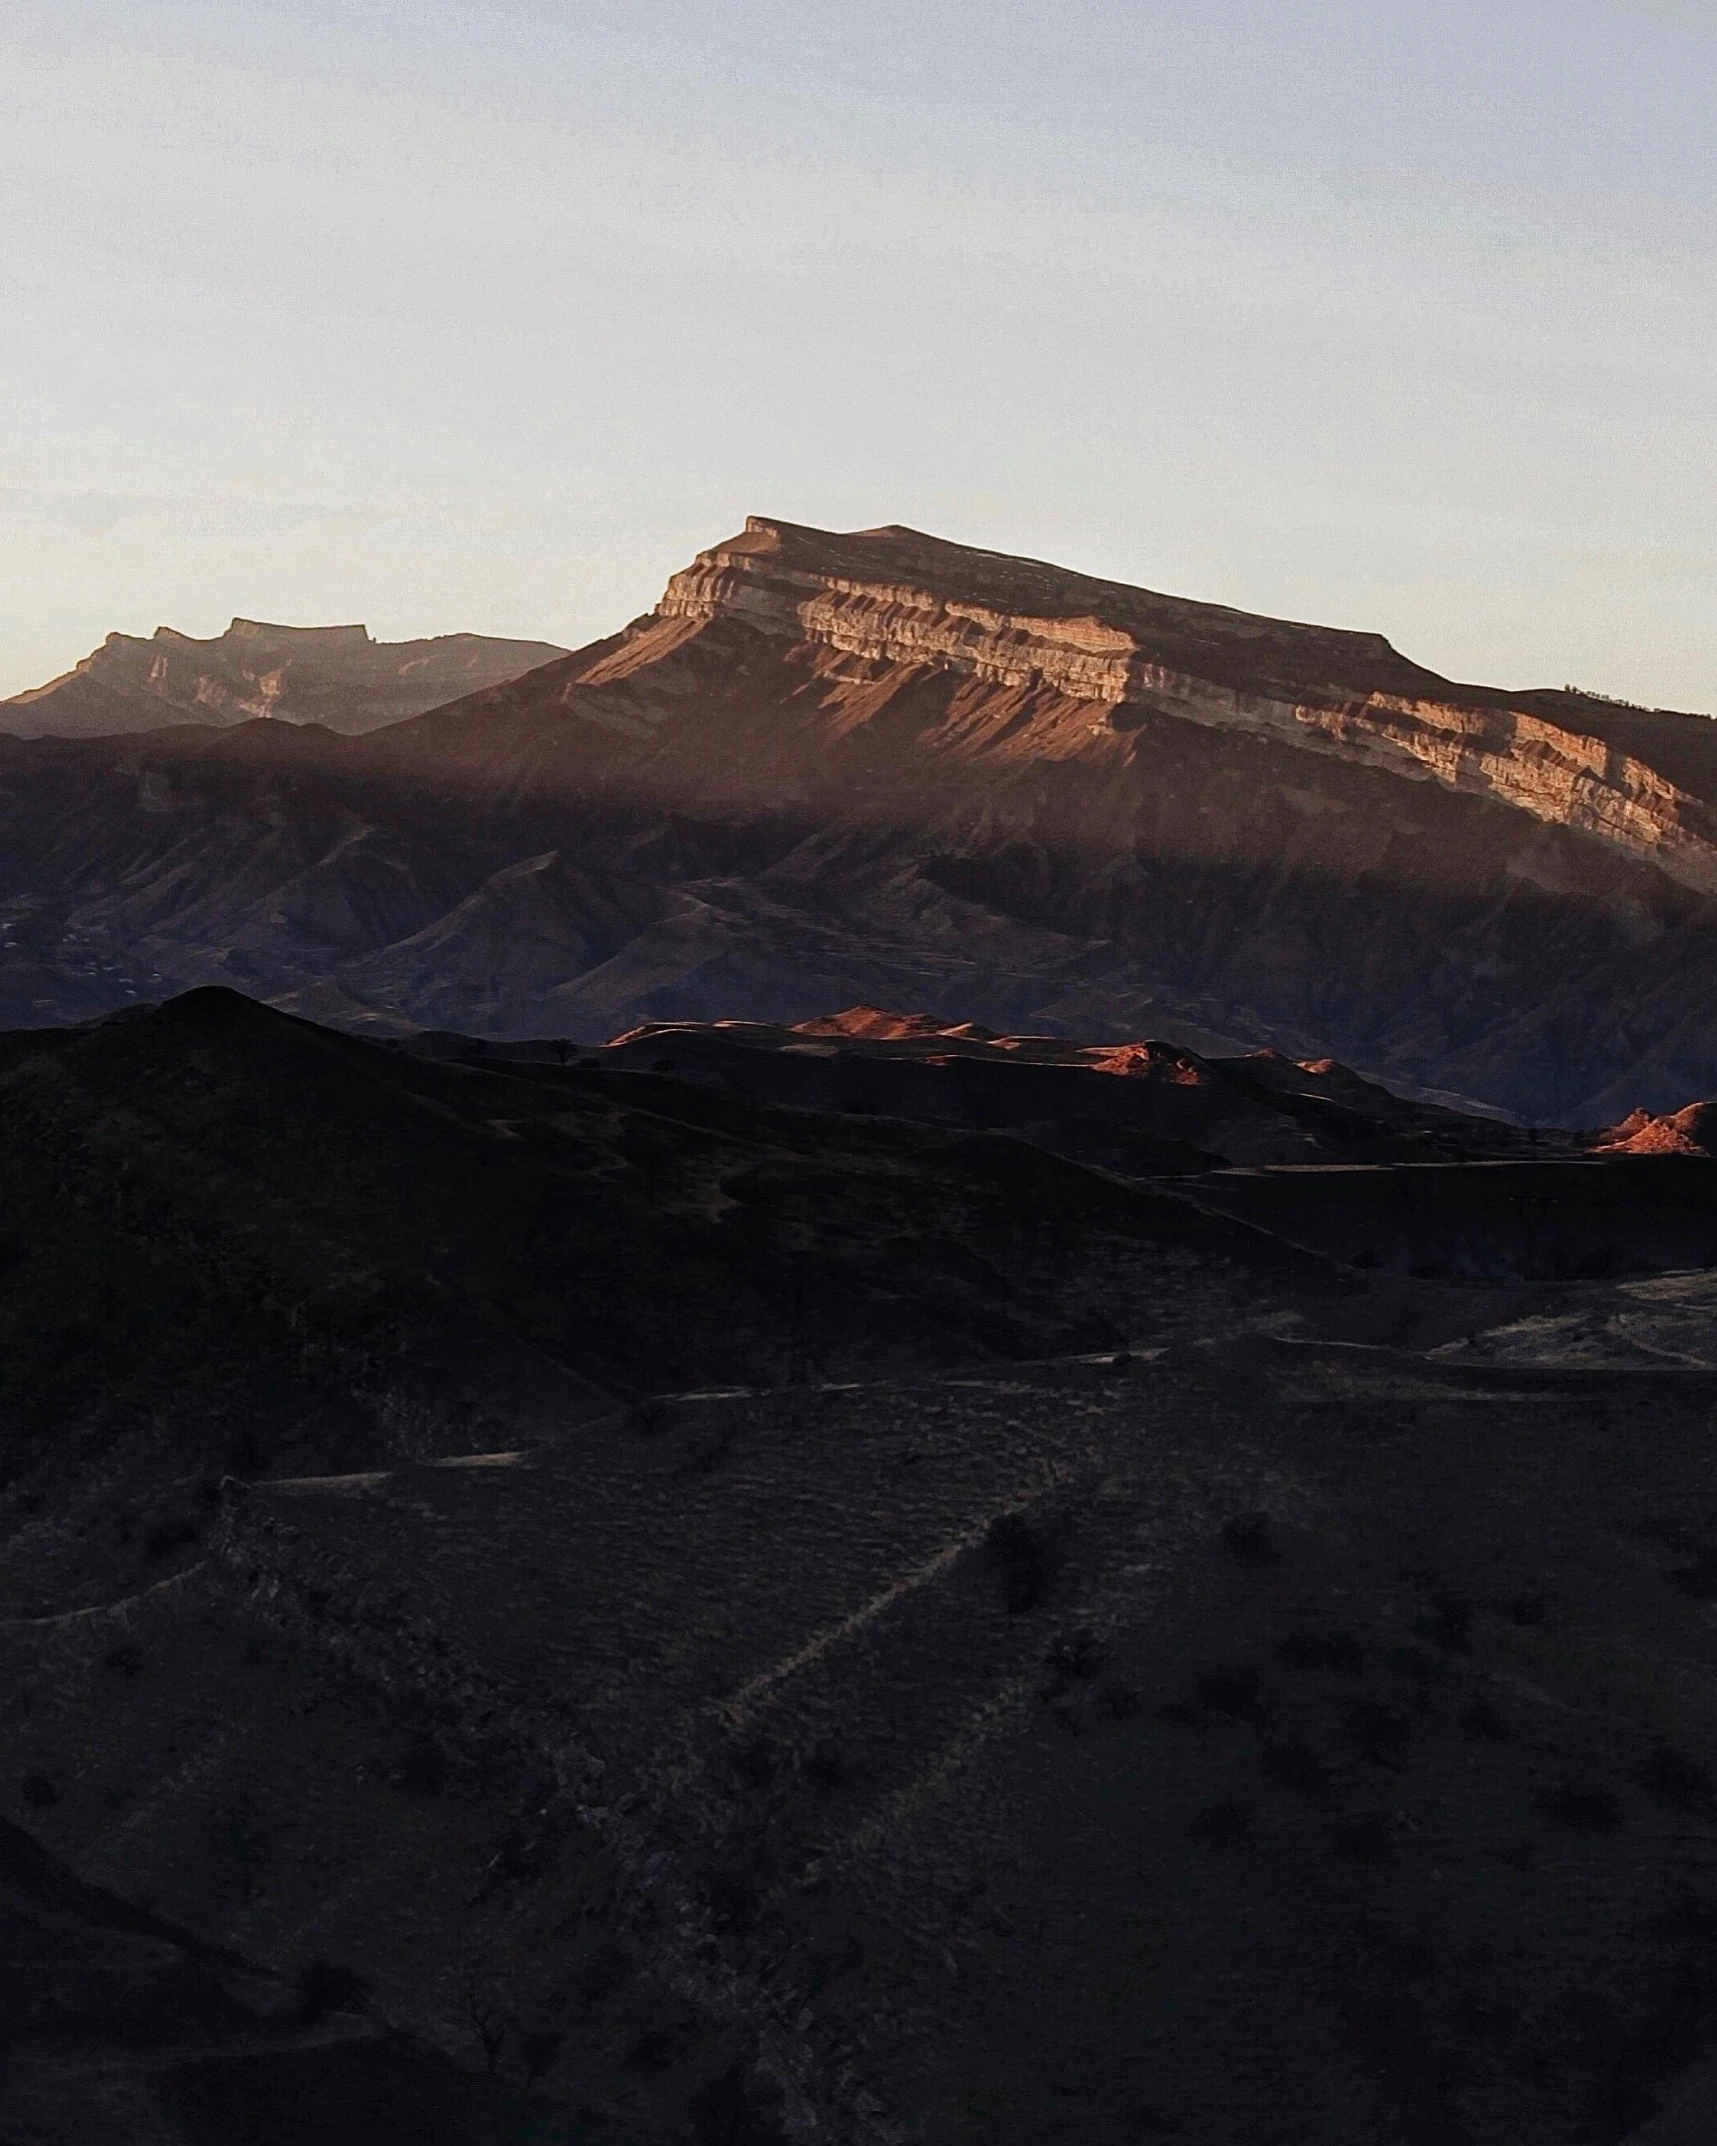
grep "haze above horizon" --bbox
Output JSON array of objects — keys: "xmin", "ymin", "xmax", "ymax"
[{"xmin": 2, "ymin": 0, "xmax": 1713, "ymax": 708}]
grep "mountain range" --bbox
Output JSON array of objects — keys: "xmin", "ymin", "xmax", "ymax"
[
  {"xmin": 4, "ymin": 514, "xmax": 1717, "ymax": 1115},
  {"xmin": 0, "ymin": 618, "xmax": 567, "ymax": 739}
]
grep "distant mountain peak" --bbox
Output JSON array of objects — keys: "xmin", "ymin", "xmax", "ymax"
[{"xmin": 3, "ymin": 617, "xmax": 567, "ymax": 740}]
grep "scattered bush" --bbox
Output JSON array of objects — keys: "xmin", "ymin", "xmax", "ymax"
[
  {"xmin": 19, "ymin": 1771, "xmax": 59, "ymax": 1810},
  {"xmin": 1460, "ymin": 1702, "xmax": 1508, "ymax": 1741},
  {"xmin": 987, "ymin": 1512, "xmax": 1049, "ymax": 1614},
  {"xmin": 1387, "ymin": 1645, "xmax": 1433, "ymax": 1691},
  {"xmin": 1220, "ymin": 1512, "xmax": 1279, "ymax": 1564},
  {"xmin": 1278, "ymin": 1631, "xmax": 1363, "ymax": 1674},
  {"xmin": 144, "ymin": 1516, "xmax": 199, "ymax": 1560},
  {"xmin": 1101, "ymin": 1679, "xmax": 1141, "ymax": 1720},
  {"xmin": 805, "ymin": 1739, "xmax": 845, "ymax": 1786},
  {"xmin": 1191, "ymin": 1799, "xmax": 1252, "ymax": 1844},
  {"xmin": 1197, "ymin": 1667, "xmax": 1265, "ymax": 1722},
  {"xmin": 297, "ymin": 1956, "xmax": 367, "ymax": 2024},
  {"xmin": 1639, "ymin": 1744, "xmax": 1712, "ymax": 1806},
  {"xmin": 1341, "ymin": 1698, "xmax": 1411, "ymax": 1765},
  {"xmin": 1418, "ymin": 1593, "xmax": 1472, "ymax": 1654},
  {"xmin": 1538, "ymin": 1785, "xmax": 1622, "ymax": 1832},
  {"xmin": 1331, "ymin": 1817, "xmax": 1392, "ymax": 1863},
  {"xmin": 1454, "ymin": 1991, "xmax": 1518, "ymax": 2040},
  {"xmin": 1044, "ymin": 1627, "xmax": 1104, "ymax": 1685},
  {"xmin": 519, "ymin": 2026, "xmax": 563, "ymax": 2086},
  {"xmin": 395, "ymin": 1735, "xmax": 447, "ymax": 1797},
  {"xmin": 704, "ymin": 1875, "xmax": 755, "ymax": 1937},
  {"xmin": 1260, "ymin": 1739, "xmax": 1330, "ymax": 1795}
]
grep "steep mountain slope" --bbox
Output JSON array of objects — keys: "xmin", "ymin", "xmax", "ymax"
[
  {"xmin": 0, "ymin": 619, "xmax": 568, "ymax": 739},
  {"xmin": 3, "ymin": 517, "xmax": 1717, "ymax": 1117}
]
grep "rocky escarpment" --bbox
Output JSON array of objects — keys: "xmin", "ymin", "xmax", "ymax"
[
  {"xmin": 6, "ymin": 516, "xmax": 1717, "ymax": 1120},
  {"xmin": 1, "ymin": 617, "xmax": 568, "ymax": 739},
  {"xmin": 663, "ymin": 519, "xmax": 1717, "ymax": 893}
]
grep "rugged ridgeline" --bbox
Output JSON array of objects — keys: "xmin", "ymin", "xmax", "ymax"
[
  {"xmin": 4, "ymin": 517, "xmax": 1717, "ymax": 1117},
  {"xmin": 13, "ymin": 992, "xmax": 1717, "ymax": 2142},
  {"xmin": 0, "ymin": 618, "xmax": 568, "ymax": 739}
]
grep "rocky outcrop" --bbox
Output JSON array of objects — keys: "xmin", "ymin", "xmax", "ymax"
[
  {"xmin": 1, "ymin": 618, "xmax": 568, "ymax": 739},
  {"xmin": 663, "ymin": 519, "xmax": 1717, "ymax": 893}
]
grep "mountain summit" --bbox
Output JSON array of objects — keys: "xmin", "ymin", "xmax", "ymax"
[
  {"xmin": 3, "ymin": 515, "xmax": 1717, "ymax": 1120},
  {"xmin": 0, "ymin": 616, "xmax": 568, "ymax": 739}
]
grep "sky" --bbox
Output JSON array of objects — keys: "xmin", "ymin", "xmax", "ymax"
[{"xmin": 1, "ymin": 0, "xmax": 1713, "ymax": 707}]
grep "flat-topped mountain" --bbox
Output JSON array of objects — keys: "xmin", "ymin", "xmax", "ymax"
[
  {"xmin": 651, "ymin": 518, "xmax": 1717, "ymax": 891},
  {"xmin": 4, "ymin": 515, "xmax": 1717, "ymax": 1119},
  {"xmin": 0, "ymin": 616, "xmax": 568, "ymax": 739}
]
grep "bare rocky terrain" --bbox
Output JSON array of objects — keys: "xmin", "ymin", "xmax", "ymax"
[
  {"xmin": 0, "ymin": 619, "xmax": 568, "ymax": 740},
  {"xmin": 2, "ymin": 518, "xmax": 1717, "ymax": 1120},
  {"xmin": 9, "ymin": 989, "xmax": 1717, "ymax": 2142}
]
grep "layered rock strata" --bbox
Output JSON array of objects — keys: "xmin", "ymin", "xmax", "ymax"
[{"xmin": 663, "ymin": 519, "xmax": 1717, "ymax": 892}]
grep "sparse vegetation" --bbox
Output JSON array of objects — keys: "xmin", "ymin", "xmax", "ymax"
[
  {"xmin": 987, "ymin": 1511, "xmax": 1049, "ymax": 1613},
  {"xmin": 1220, "ymin": 1511, "xmax": 1278, "ymax": 1564},
  {"xmin": 297, "ymin": 1956, "xmax": 367, "ymax": 2024},
  {"xmin": 1539, "ymin": 1786, "xmax": 1623, "ymax": 1832},
  {"xmin": 1197, "ymin": 1667, "xmax": 1265, "ymax": 1722},
  {"xmin": 1342, "ymin": 1698, "xmax": 1410, "ymax": 1765},
  {"xmin": 1277, "ymin": 1630, "xmax": 1363, "ymax": 1674},
  {"xmin": 1191, "ymin": 1799, "xmax": 1252, "ymax": 1845}
]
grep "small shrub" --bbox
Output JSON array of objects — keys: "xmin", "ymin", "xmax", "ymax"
[
  {"xmin": 1278, "ymin": 1631, "xmax": 1363, "ymax": 1675},
  {"xmin": 1460, "ymin": 1701, "xmax": 1508, "ymax": 1741},
  {"xmin": 1197, "ymin": 1667, "xmax": 1265, "ymax": 1722},
  {"xmin": 519, "ymin": 2027, "xmax": 563, "ymax": 2086},
  {"xmin": 704, "ymin": 1875, "xmax": 755, "ymax": 1937},
  {"xmin": 805, "ymin": 1739, "xmax": 845, "ymax": 1786},
  {"xmin": 1260, "ymin": 1739, "xmax": 1330, "ymax": 1795},
  {"xmin": 1220, "ymin": 1512, "xmax": 1278, "ymax": 1564},
  {"xmin": 1101, "ymin": 1679, "xmax": 1141, "ymax": 1720},
  {"xmin": 627, "ymin": 2027, "xmax": 679, "ymax": 2073},
  {"xmin": 1454, "ymin": 1991, "xmax": 1518, "ymax": 2040},
  {"xmin": 1538, "ymin": 1785, "xmax": 1622, "ymax": 1832},
  {"xmin": 19, "ymin": 1771, "xmax": 59, "ymax": 1810},
  {"xmin": 1044, "ymin": 1627, "xmax": 1104, "ymax": 1685},
  {"xmin": 1640, "ymin": 1744, "xmax": 1712, "ymax": 1806},
  {"xmin": 987, "ymin": 1512, "xmax": 1049, "ymax": 1614},
  {"xmin": 1419, "ymin": 1594, "xmax": 1472, "ymax": 1654},
  {"xmin": 1191, "ymin": 1799, "xmax": 1252, "ymax": 1844},
  {"xmin": 144, "ymin": 1517, "xmax": 199, "ymax": 1560},
  {"xmin": 1331, "ymin": 1817, "xmax": 1392, "ymax": 1863},
  {"xmin": 1382, "ymin": 1940, "xmax": 1437, "ymax": 1984},
  {"xmin": 298, "ymin": 1957, "xmax": 367, "ymax": 2024},
  {"xmin": 103, "ymin": 1641, "xmax": 143, "ymax": 1678},
  {"xmin": 1341, "ymin": 1698, "xmax": 1411, "ymax": 1765},
  {"xmin": 395, "ymin": 1735, "xmax": 447, "ymax": 1797}
]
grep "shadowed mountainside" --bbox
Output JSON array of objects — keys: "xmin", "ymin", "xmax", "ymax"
[
  {"xmin": 11, "ymin": 991, "xmax": 1717, "ymax": 2140},
  {"xmin": 0, "ymin": 619, "xmax": 568, "ymax": 740},
  {"xmin": 3, "ymin": 519, "xmax": 1717, "ymax": 1118}
]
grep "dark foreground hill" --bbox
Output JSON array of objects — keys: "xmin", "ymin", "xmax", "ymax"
[
  {"xmin": 7, "ymin": 518, "xmax": 1717, "ymax": 1118},
  {"xmin": 10, "ymin": 991, "xmax": 1717, "ymax": 2142}
]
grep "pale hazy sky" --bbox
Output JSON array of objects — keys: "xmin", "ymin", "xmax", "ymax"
[{"xmin": 2, "ymin": 0, "xmax": 1713, "ymax": 706}]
